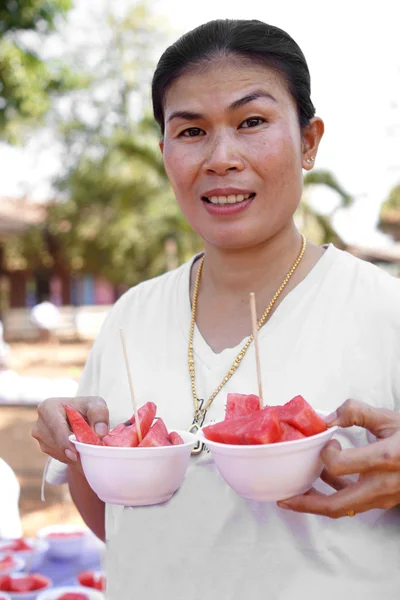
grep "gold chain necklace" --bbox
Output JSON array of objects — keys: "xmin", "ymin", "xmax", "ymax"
[{"xmin": 188, "ymin": 234, "xmax": 307, "ymax": 435}]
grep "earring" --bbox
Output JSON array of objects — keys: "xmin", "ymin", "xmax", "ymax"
[{"xmin": 305, "ymin": 156, "xmax": 315, "ymax": 165}]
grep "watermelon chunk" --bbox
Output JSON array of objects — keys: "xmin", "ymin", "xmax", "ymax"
[
  {"xmin": 203, "ymin": 407, "xmax": 282, "ymax": 445},
  {"xmin": 77, "ymin": 572, "xmax": 94, "ymax": 588},
  {"xmin": 103, "ymin": 402, "xmax": 156, "ymax": 447},
  {"xmin": 168, "ymin": 431, "xmax": 184, "ymax": 445},
  {"xmin": 0, "ymin": 575, "xmax": 11, "ymax": 591},
  {"xmin": 57, "ymin": 594, "xmax": 89, "ymax": 600},
  {"xmin": 0, "ymin": 555, "xmax": 15, "ymax": 571},
  {"xmin": 138, "ymin": 419, "xmax": 171, "ymax": 447},
  {"xmin": 1, "ymin": 538, "xmax": 33, "ymax": 552},
  {"xmin": 280, "ymin": 422, "xmax": 306, "ymax": 441},
  {"xmin": 277, "ymin": 395, "xmax": 327, "ymax": 437},
  {"xmin": 225, "ymin": 393, "xmax": 260, "ymax": 420},
  {"xmin": 65, "ymin": 405, "xmax": 103, "ymax": 445},
  {"xmin": 78, "ymin": 571, "xmax": 106, "ymax": 591}
]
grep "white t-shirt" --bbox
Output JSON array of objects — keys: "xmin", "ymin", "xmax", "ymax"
[{"xmin": 48, "ymin": 245, "xmax": 400, "ymax": 599}]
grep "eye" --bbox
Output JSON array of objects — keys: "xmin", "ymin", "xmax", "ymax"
[
  {"xmin": 240, "ymin": 117, "xmax": 266, "ymax": 129},
  {"xmin": 180, "ymin": 127, "xmax": 205, "ymax": 137}
]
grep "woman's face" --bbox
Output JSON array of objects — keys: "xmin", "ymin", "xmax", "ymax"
[{"xmin": 161, "ymin": 59, "xmax": 321, "ymax": 249}]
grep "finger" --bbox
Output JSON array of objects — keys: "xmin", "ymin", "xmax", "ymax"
[
  {"xmin": 321, "ymin": 436, "xmax": 400, "ymax": 476},
  {"xmin": 35, "ymin": 439, "xmax": 74, "ymax": 465},
  {"xmin": 37, "ymin": 400, "xmax": 78, "ymax": 461},
  {"xmin": 83, "ymin": 396, "xmax": 110, "ymax": 437},
  {"xmin": 320, "ymin": 467, "xmax": 352, "ymax": 491},
  {"xmin": 325, "ymin": 399, "xmax": 400, "ymax": 438},
  {"xmin": 278, "ymin": 474, "xmax": 388, "ymax": 518}
]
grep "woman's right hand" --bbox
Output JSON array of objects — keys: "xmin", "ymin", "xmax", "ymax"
[{"xmin": 32, "ymin": 396, "xmax": 109, "ymax": 465}]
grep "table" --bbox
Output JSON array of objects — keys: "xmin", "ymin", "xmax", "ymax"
[{"xmin": 34, "ymin": 535, "xmax": 104, "ymax": 587}]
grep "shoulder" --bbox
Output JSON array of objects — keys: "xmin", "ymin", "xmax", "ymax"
[{"xmin": 95, "ymin": 256, "xmax": 195, "ymax": 337}]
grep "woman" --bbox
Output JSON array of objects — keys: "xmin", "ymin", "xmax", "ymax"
[{"xmin": 32, "ymin": 19, "xmax": 400, "ymax": 599}]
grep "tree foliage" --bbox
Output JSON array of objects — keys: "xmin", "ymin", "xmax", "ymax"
[
  {"xmin": 7, "ymin": 2, "xmax": 352, "ymax": 286},
  {"xmin": 0, "ymin": 0, "xmax": 84, "ymax": 143}
]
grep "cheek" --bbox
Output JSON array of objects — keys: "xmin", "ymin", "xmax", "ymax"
[{"xmin": 163, "ymin": 144, "xmax": 197, "ymax": 193}]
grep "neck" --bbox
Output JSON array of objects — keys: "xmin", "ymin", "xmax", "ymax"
[{"xmin": 201, "ymin": 222, "xmax": 304, "ymax": 297}]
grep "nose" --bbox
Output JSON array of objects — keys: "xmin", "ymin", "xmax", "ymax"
[{"xmin": 202, "ymin": 132, "xmax": 245, "ymax": 175}]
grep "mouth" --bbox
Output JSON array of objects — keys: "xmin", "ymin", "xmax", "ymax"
[{"xmin": 201, "ymin": 192, "xmax": 256, "ymax": 206}]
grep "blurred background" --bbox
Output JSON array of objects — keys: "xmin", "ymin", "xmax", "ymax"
[{"xmin": 0, "ymin": 0, "xmax": 399, "ymax": 539}]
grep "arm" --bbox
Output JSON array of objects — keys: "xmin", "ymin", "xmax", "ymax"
[{"xmin": 68, "ymin": 464, "xmax": 105, "ymax": 541}]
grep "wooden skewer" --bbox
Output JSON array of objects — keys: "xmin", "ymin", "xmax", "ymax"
[
  {"xmin": 249, "ymin": 292, "xmax": 264, "ymax": 409},
  {"xmin": 119, "ymin": 328, "xmax": 142, "ymax": 442}
]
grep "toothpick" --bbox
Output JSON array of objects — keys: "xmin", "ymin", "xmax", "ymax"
[
  {"xmin": 119, "ymin": 328, "xmax": 142, "ymax": 442},
  {"xmin": 249, "ymin": 293, "xmax": 264, "ymax": 409}
]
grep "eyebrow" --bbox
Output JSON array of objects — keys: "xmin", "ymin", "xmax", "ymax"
[{"xmin": 166, "ymin": 90, "xmax": 277, "ymax": 124}]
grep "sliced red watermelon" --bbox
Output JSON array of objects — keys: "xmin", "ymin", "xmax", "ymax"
[
  {"xmin": 0, "ymin": 575, "xmax": 11, "ymax": 591},
  {"xmin": 78, "ymin": 571, "xmax": 106, "ymax": 591},
  {"xmin": 103, "ymin": 402, "xmax": 156, "ymax": 447},
  {"xmin": 29, "ymin": 574, "xmax": 50, "ymax": 591},
  {"xmin": 203, "ymin": 407, "xmax": 282, "ymax": 445},
  {"xmin": 57, "ymin": 593, "xmax": 89, "ymax": 600},
  {"xmin": 0, "ymin": 573, "xmax": 48, "ymax": 593},
  {"xmin": 277, "ymin": 395, "xmax": 327, "ymax": 437},
  {"xmin": 280, "ymin": 422, "xmax": 306, "ymax": 441},
  {"xmin": 65, "ymin": 405, "xmax": 103, "ymax": 446},
  {"xmin": 138, "ymin": 419, "xmax": 171, "ymax": 447},
  {"xmin": 1, "ymin": 538, "xmax": 33, "ymax": 552},
  {"xmin": 0, "ymin": 555, "xmax": 15, "ymax": 571},
  {"xmin": 168, "ymin": 431, "xmax": 184, "ymax": 445},
  {"xmin": 77, "ymin": 572, "xmax": 95, "ymax": 588},
  {"xmin": 225, "ymin": 393, "xmax": 260, "ymax": 420}
]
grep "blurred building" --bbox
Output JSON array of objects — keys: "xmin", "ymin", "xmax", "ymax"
[
  {"xmin": 0, "ymin": 197, "xmax": 123, "ymax": 339},
  {"xmin": 344, "ymin": 209, "xmax": 400, "ymax": 277}
]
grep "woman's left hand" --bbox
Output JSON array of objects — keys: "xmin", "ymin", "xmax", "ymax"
[{"xmin": 277, "ymin": 399, "xmax": 400, "ymax": 518}]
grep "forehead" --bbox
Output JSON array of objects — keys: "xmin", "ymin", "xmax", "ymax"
[{"xmin": 163, "ymin": 57, "xmax": 294, "ymax": 115}]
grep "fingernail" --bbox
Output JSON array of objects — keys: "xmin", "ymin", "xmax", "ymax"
[
  {"xmin": 65, "ymin": 449, "xmax": 77, "ymax": 462},
  {"xmin": 277, "ymin": 502, "xmax": 290, "ymax": 510},
  {"xmin": 95, "ymin": 422, "xmax": 108, "ymax": 437},
  {"xmin": 324, "ymin": 410, "xmax": 338, "ymax": 425}
]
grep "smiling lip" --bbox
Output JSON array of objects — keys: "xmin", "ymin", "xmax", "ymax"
[
  {"xmin": 202, "ymin": 194, "xmax": 255, "ymax": 216},
  {"xmin": 202, "ymin": 188, "xmax": 255, "ymax": 198}
]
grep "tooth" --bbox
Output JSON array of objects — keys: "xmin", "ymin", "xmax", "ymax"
[
  {"xmin": 237, "ymin": 194, "xmax": 244, "ymax": 202},
  {"xmin": 210, "ymin": 196, "xmax": 218, "ymax": 204},
  {"xmin": 218, "ymin": 196, "xmax": 227, "ymax": 204},
  {"xmin": 227, "ymin": 195, "xmax": 236, "ymax": 204}
]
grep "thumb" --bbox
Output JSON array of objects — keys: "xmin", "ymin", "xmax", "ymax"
[
  {"xmin": 80, "ymin": 396, "xmax": 110, "ymax": 438},
  {"xmin": 326, "ymin": 399, "xmax": 400, "ymax": 439}
]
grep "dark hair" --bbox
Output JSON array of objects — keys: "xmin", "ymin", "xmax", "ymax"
[{"xmin": 152, "ymin": 19, "xmax": 315, "ymax": 134}]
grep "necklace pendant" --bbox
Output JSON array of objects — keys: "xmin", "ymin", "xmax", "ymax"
[{"xmin": 189, "ymin": 400, "xmax": 206, "ymax": 455}]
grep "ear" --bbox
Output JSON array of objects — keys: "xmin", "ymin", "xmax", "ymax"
[
  {"xmin": 301, "ymin": 117, "xmax": 324, "ymax": 170},
  {"xmin": 159, "ymin": 138, "xmax": 164, "ymax": 153}
]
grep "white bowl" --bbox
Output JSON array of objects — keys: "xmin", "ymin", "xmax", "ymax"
[
  {"xmin": 0, "ymin": 554, "xmax": 25, "ymax": 575},
  {"xmin": 70, "ymin": 430, "xmax": 197, "ymax": 506},
  {"xmin": 36, "ymin": 585, "xmax": 104, "ymax": 599},
  {"xmin": 198, "ymin": 423, "xmax": 338, "ymax": 501},
  {"xmin": 36, "ymin": 526, "xmax": 88, "ymax": 560},
  {"xmin": 0, "ymin": 540, "xmax": 49, "ymax": 571},
  {"xmin": 0, "ymin": 573, "xmax": 52, "ymax": 600}
]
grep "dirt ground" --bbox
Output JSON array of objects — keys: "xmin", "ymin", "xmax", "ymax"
[{"xmin": 0, "ymin": 339, "xmax": 94, "ymax": 536}]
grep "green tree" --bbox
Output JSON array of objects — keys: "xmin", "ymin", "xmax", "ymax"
[
  {"xmin": 0, "ymin": 0, "xmax": 83, "ymax": 143},
  {"xmin": 11, "ymin": 3, "xmax": 201, "ymax": 287},
  {"xmin": 378, "ymin": 182, "xmax": 400, "ymax": 241},
  {"xmin": 297, "ymin": 169, "xmax": 353, "ymax": 246}
]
